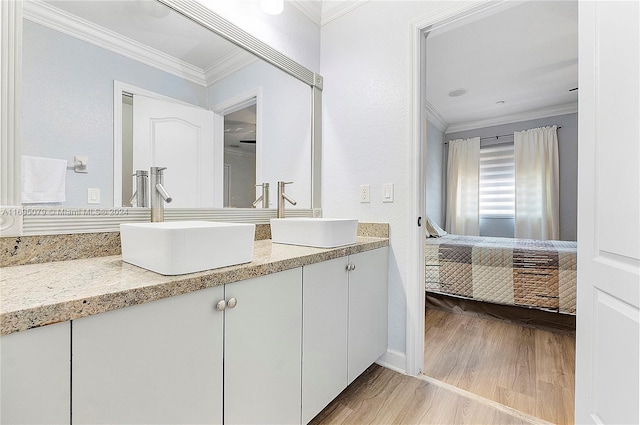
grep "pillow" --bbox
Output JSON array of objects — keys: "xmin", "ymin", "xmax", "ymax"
[{"xmin": 425, "ymin": 216, "xmax": 447, "ymax": 237}]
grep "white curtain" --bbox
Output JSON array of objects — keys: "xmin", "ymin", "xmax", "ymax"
[
  {"xmin": 514, "ymin": 125, "xmax": 560, "ymax": 240},
  {"xmin": 445, "ymin": 137, "xmax": 480, "ymax": 235}
]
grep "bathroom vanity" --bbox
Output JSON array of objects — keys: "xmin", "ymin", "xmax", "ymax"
[{"xmin": 0, "ymin": 237, "xmax": 389, "ymax": 424}]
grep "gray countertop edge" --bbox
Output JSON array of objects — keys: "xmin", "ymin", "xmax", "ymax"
[{"xmin": 1, "ymin": 237, "xmax": 389, "ymax": 336}]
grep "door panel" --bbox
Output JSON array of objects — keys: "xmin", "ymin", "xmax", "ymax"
[
  {"xmin": 302, "ymin": 256, "xmax": 349, "ymax": 424},
  {"xmin": 224, "ymin": 268, "xmax": 302, "ymax": 425},
  {"xmin": 72, "ymin": 287, "xmax": 224, "ymax": 424},
  {"xmin": 575, "ymin": 2, "xmax": 640, "ymax": 424},
  {"xmin": 133, "ymin": 95, "xmax": 216, "ymax": 208},
  {"xmin": 348, "ymin": 247, "xmax": 389, "ymax": 384}
]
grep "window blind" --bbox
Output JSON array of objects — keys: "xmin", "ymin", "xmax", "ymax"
[{"xmin": 479, "ymin": 143, "xmax": 515, "ymax": 216}]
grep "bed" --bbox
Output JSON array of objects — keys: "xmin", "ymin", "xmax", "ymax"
[{"xmin": 425, "ymin": 234, "xmax": 577, "ymax": 315}]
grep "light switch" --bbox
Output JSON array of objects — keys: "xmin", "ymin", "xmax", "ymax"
[
  {"xmin": 383, "ymin": 183, "xmax": 394, "ymax": 203},
  {"xmin": 88, "ymin": 188, "xmax": 100, "ymax": 204}
]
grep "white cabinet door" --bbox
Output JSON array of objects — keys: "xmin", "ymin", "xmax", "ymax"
[
  {"xmin": 348, "ymin": 247, "xmax": 389, "ymax": 383},
  {"xmin": 224, "ymin": 268, "xmax": 302, "ymax": 425},
  {"xmin": 302, "ymin": 256, "xmax": 349, "ymax": 424},
  {"xmin": 0, "ymin": 322, "xmax": 70, "ymax": 425},
  {"xmin": 72, "ymin": 286, "xmax": 224, "ymax": 424}
]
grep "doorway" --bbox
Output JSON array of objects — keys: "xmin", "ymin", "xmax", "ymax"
[
  {"xmin": 416, "ymin": 2, "xmax": 578, "ymax": 424},
  {"xmin": 222, "ymin": 100, "xmax": 257, "ymax": 208}
]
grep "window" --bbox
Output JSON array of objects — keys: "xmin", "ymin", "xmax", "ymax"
[{"xmin": 479, "ymin": 143, "xmax": 515, "ymax": 216}]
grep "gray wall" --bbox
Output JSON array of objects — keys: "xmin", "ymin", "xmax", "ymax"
[
  {"xmin": 426, "ymin": 120, "xmax": 444, "ymax": 227},
  {"xmin": 445, "ymin": 113, "xmax": 578, "ymax": 241}
]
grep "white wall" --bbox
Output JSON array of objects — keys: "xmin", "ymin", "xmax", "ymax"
[
  {"xmin": 321, "ymin": 1, "xmax": 454, "ymax": 364},
  {"xmin": 207, "ymin": 60, "xmax": 312, "ymax": 208}
]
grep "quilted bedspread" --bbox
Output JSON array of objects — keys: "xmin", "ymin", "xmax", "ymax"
[{"xmin": 425, "ymin": 235, "xmax": 577, "ymax": 314}]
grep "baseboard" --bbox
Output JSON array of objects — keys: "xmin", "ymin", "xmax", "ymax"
[{"xmin": 375, "ymin": 349, "xmax": 406, "ymax": 374}]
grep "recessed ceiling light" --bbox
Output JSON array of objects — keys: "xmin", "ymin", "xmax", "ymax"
[
  {"xmin": 495, "ymin": 100, "xmax": 505, "ymax": 104},
  {"xmin": 448, "ymin": 88, "xmax": 467, "ymax": 97}
]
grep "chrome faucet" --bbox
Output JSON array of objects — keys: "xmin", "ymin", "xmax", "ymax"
[
  {"xmin": 252, "ymin": 182, "xmax": 270, "ymax": 208},
  {"xmin": 129, "ymin": 170, "xmax": 149, "ymax": 207},
  {"xmin": 150, "ymin": 166, "xmax": 173, "ymax": 222},
  {"xmin": 277, "ymin": 181, "xmax": 297, "ymax": 218}
]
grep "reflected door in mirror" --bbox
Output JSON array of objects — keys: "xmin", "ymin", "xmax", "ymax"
[{"xmin": 132, "ymin": 95, "xmax": 216, "ymax": 208}]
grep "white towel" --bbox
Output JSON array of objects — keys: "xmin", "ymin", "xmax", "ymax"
[{"xmin": 21, "ymin": 155, "xmax": 67, "ymax": 203}]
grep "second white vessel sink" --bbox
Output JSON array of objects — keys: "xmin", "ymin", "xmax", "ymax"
[
  {"xmin": 120, "ymin": 221, "xmax": 255, "ymax": 275},
  {"xmin": 270, "ymin": 218, "xmax": 358, "ymax": 248}
]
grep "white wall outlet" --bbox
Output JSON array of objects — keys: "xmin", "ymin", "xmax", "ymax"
[
  {"xmin": 360, "ymin": 184, "xmax": 370, "ymax": 203},
  {"xmin": 382, "ymin": 183, "xmax": 394, "ymax": 203},
  {"xmin": 88, "ymin": 188, "xmax": 100, "ymax": 204}
]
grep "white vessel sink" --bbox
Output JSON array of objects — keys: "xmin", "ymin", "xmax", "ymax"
[
  {"xmin": 270, "ymin": 218, "xmax": 358, "ymax": 248},
  {"xmin": 120, "ymin": 221, "xmax": 255, "ymax": 275}
]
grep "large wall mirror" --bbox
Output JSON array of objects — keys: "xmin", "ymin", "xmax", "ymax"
[{"xmin": 1, "ymin": 0, "xmax": 322, "ymax": 235}]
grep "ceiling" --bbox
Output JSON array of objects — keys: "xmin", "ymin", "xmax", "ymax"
[
  {"xmin": 425, "ymin": 1, "xmax": 578, "ymax": 133},
  {"xmin": 39, "ymin": 0, "xmax": 256, "ymax": 85},
  {"xmin": 37, "ymin": 1, "xmax": 577, "ymax": 136}
]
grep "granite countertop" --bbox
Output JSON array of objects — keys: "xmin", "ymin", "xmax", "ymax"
[{"xmin": 0, "ymin": 237, "xmax": 388, "ymax": 336}]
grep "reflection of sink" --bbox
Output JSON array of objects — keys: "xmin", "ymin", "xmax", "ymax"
[
  {"xmin": 120, "ymin": 221, "xmax": 255, "ymax": 275},
  {"xmin": 270, "ymin": 218, "xmax": 358, "ymax": 248}
]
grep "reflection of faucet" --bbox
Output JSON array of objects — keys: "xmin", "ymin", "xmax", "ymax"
[
  {"xmin": 150, "ymin": 166, "xmax": 173, "ymax": 222},
  {"xmin": 277, "ymin": 181, "xmax": 297, "ymax": 218},
  {"xmin": 252, "ymin": 183, "xmax": 270, "ymax": 208},
  {"xmin": 129, "ymin": 170, "xmax": 149, "ymax": 207}
]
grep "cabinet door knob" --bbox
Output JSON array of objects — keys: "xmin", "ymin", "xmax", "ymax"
[
  {"xmin": 215, "ymin": 300, "xmax": 226, "ymax": 311},
  {"xmin": 346, "ymin": 263, "xmax": 356, "ymax": 271},
  {"xmin": 227, "ymin": 297, "xmax": 238, "ymax": 309}
]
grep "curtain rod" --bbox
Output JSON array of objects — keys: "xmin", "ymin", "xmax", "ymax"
[{"xmin": 444, "ymin": 126, "xmax": 561, "ymax": 144}]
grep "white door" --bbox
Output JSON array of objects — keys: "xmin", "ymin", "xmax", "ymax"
[
  {"xmin": 133, "ymin": 95, "xmax": 217, "ymax": 208},
  {"xmin": 574, "ymin": 2, "xmax": 640, "ymax": 424}
]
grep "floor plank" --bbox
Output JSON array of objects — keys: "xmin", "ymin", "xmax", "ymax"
[
  {"xmin": 423, "ymin": 309, "xmax": 575, "ymax": 425},
  {"xmin": 310, "ymin": 364, "xmax": 545, "ymax": 425}
]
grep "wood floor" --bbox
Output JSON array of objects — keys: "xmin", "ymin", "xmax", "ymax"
[
  {"xmin": 423, "ymin": 309, "xmax": 575, "ymax": 425},
  {"xmin": 309, "ymin": 364, "xmax": 546, "ymax": 425},
  {"xmin": 310, "ymin": 308, "xmax": 574, "ymax": 425}
]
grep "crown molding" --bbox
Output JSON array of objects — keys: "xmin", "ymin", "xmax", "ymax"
[
  {"xmin": 289, "ymin": 0, "xmax": 322, "ymax": 26},
  {"xmin": 425, "ymin": 100, "xmax": 448, "ymax": 132},
  {"xmin": 445, "ymin": 102, "xmax": 578, "ymax": 134},
  {"xmin": 22, "ymin": 1, "xmax": 208, "ymax": 86},
  {"xmin": 205, "ymin": 50, "xmax": 258, "ymax": 86},
  {"xmin": 321, "ymin": 1, "xmax": 371, "ymax": 26}
]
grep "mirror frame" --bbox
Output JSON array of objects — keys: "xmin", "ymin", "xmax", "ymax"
[{"xmin": 0, "ymin": 0, "xmax": 322, "ymax": 236}]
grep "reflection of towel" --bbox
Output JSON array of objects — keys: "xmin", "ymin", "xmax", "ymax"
[{"xmin": 21, "ymin": 155, "xmax": 67, "ymax": 203}]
